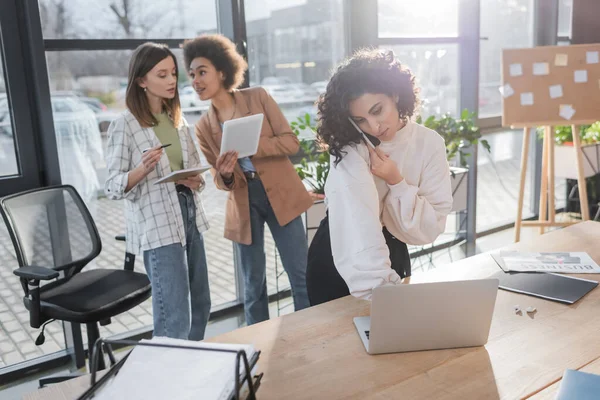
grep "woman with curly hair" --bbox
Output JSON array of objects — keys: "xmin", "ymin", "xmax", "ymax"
[
  {"xmin": 182, "ymin": 34, "xmax": 313, "ymax": 325},
  {"xmin": 306, "ymin": 48, "xmax": 453, "ymax": 305}
]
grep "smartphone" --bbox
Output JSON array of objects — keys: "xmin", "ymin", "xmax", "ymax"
[{"xmin": 347, "ymin": 118, "xmax": 380, "ymax": 148}]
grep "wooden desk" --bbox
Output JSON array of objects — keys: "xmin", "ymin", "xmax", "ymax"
[
  {"xmin": 22, "ymin": 371, "xmax": 106, "ymax": 400},
  {"xmin": 24, "ymin": 221, "xmax": 600, "ymax": 399},
  {"xmin": 205, "ymin": 221, "xmax": 600, "ymax": 399}
]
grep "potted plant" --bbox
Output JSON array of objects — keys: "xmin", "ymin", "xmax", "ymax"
[
  {"xmin": 417, "ymin": 109, "xmax": 491, "ymax": 212},
  {"xmin": 291, "ymin": 114, "xmax": 329, "ymax": 240},
  {"xmin": 539, "ymin": 122, "xmax": 600, "ymax": 219},
  {"xmin": 290, "ymin": 113, "xmax": 329, "ymax": 201},
  {"xmin": 538, "ymin": 122, "xmax": 600, "ymax": 180}
]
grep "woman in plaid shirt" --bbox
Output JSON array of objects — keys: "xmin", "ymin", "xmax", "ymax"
[{"xmin": 104, "ymin": 43, "xmax": 211, "ymax": 340}]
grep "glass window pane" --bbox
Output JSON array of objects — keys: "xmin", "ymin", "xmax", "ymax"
[
  {"xmin": 38, "ymin": 0, "xmax": 217, "ymax": 39},
  {"xmin": 479, "ymin": 0, "xmax": 534, "ymax": 118},
  {"xmin": 0, "ymin": 50, "xmax": 19, "ymax": 178},
  {"xmin": 377, "ymin": 0, "xmax": 459, "ymax": 38},
  {"xmin": 558, "ymin": 0, "xmax": 573, "ymax": 38},
  {"xmin": 476, "ymin": 129, "xmax": 567, "ymax": 231},
  {"xmin": 384, "ymin": 44, "xmax": 459, "ymax": 117},
  {"xmin": 245, "ymin": 0, "xmax": 346, "ymax": 138}
]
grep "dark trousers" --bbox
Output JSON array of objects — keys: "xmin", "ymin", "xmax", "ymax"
[{"xmin": 306, "ymin": 214, "xmax": 411, "ymax": 306}]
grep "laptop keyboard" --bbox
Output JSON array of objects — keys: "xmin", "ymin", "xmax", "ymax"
[{"xmin": 365, "ymin": 330, "xmax": 370, "ymax": 340}]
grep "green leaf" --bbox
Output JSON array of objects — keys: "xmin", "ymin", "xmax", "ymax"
[{"xmin": 481, "ymin": 139, "xmax": 491, "ymax": 153}]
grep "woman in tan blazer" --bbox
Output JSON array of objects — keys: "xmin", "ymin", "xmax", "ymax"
[{"xmin": 183, "ymin": 34, "xmax": 313, "ymax": 325}]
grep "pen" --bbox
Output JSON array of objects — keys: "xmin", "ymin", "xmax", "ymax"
[{"xmin": 143, "ymin": 143, "xmax": 171, "ymax": 153}]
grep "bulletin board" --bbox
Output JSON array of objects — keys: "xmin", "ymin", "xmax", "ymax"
[{"xmin": 501, "ymin": 43, "xmax": 600, "ymax": 128}]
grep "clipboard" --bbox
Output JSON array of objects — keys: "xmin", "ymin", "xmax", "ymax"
[
  {"xmin": 77, "ymin": 338, "xmax": 262, "ymax": 400},
  {"xmin": 154, "ymin": 165, "xmax": 211, "ymax": 185}
]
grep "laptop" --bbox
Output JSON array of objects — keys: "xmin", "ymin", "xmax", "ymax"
[{"xmin": 353, "ymin": 279, "xmax": 499, "ymax": 355}]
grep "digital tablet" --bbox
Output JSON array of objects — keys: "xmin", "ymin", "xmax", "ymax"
[{"xmin": 220, "ymin": 114, "xmax": 264, "ymax": 158}]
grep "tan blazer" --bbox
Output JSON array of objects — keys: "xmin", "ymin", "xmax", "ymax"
[{"xmin": 195, "ymin": 87, "xmax": 313, "ymax": 245}]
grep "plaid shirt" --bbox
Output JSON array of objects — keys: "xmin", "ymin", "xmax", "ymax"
[{"xmin": 104, "ymin": 110, "xmax": 209, "ymax": 255}]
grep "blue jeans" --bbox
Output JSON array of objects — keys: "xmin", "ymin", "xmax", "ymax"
[
  {"xmin": 143, "ymin": 188, "xmax": 211, "ymax": 340},
  {"xmin": 233, "ymin": 179, "xmax": 310, "ymax": 325}
]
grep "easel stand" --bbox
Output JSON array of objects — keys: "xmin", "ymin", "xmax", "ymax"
[{"xmin": 515, "ymin": 124, "xmax": 590, "ymax": 242}]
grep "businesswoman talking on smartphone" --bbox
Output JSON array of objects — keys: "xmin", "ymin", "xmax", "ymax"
[
  {"xmin": 105, "ymin": 43, "xmax": 211, "ymax": 340},
  {"xmin": 306, "ymin": 49, "xmax": 453, "ymax": 305}
]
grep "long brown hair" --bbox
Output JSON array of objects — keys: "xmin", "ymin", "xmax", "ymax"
[{"xmin": 126, "ymin": 43, "xmax": 182, "ymax": 128}]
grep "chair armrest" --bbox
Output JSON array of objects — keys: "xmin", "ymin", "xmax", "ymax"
[{"xmin": 14, "ymin": 266, "xmax": 59, "ymax": 280}]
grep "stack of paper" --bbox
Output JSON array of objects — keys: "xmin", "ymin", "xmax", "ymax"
[
  {"xmin": 94, "ymin": 337, "xmax": 256, "ymax": 400},
  {"xmin": 491, "ymin": 251, "xmax": 600, "ymax": 274}
]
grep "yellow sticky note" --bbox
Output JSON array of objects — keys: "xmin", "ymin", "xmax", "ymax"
[{"xmin": 555, "ymin": 53, "xmax": 568, "ymax": 66}]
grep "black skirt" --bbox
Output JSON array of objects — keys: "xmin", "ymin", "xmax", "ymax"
[{"xmin": 306, "ymin": 214, "xmax": 411, "ymax": 306}]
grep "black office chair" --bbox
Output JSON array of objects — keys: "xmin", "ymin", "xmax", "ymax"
[{"xmin": 0, "ymin": 185, "xmax": 151, "ymax": 386}]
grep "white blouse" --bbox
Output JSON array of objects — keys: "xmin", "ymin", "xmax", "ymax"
[{"xmin": 325, "ymin": 121, "xmax": 453, "ymax": 300}]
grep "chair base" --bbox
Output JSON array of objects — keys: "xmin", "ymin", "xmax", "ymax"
[
  {"xmin": 38, "ymin": 321, "xmax": 106, "ymax": 388},
  {"xmin": 39, "ymin": 371, "xmax": 84, "ymax": 388}
]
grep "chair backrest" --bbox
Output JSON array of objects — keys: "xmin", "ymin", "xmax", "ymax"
[{"xmin": 0, "ymin": 185, "xmax": 102, "ymax": 282}]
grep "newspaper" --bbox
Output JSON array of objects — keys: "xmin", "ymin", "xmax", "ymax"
[{"xmin": 491, "ymin": 252, "xmax": 600, "ymax": 274}]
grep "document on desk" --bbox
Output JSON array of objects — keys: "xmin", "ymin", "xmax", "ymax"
[
  {"xmin": 93, "ymin": 337, "xmax": 257, "ymax": 400},
  {"xmin": 491, "ymin": 251, "xmax": 600, "ymax": 274}
]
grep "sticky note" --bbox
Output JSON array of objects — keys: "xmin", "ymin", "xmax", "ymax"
[
  {"xmin": 499, "ymin": 84, "xmax": 514, "ymax": 98},
  {"xmin": 559, "ymin": 104, "xmax": 576, "ymax": 120},
  {"xmin": 533, "ymin": 62, "xmax": 549, "ymax": 75},
  {"xmin": 549, "ymin": 84, "xmax": 563, "ymax": 99},
  {"xmin": 586, "ymin": 51, "xmax": 599, "ymax": 64},
  {"xmin": 520, "ymin": 92, "xmax": 534, "ymax": 106},
  {"xmin": 575, "ymin": 70, "xmax": 588, "ymax": 83},
  {"xmin": 510, "ymin": 63, "xmax": 523, "ymax": 77},
  {"xmin": 555, "ymin": 53, "xmax": 568, "ymax": 66}
]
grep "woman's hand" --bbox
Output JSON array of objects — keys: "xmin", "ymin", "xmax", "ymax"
[
  {"xmin": 367, "ymin": 146, "xmax": 403, "ymax": 185},
  {"xmin": 216, "ymin": 150, "xmax": 238, "ymax": 180},
  {"xmin": 176, "ymin": 174, "xmax": 205, "ymax": 190},
  {"xmin": 139, "ymin": 145, "xmax": 164, "ymax": 175}
]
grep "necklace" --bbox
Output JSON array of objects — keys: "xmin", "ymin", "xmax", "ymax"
[{"xmin": 221, "ymin": 96, "xmax": 236, "ymax": 122}]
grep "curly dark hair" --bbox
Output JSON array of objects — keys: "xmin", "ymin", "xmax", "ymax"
[
  {"xmin": 317, "ymin": 48, "xmax": 420, "ymax": 165},
  {"xmin": 182, "ymin": 34, "xmax": 247, "ymax": 91}
]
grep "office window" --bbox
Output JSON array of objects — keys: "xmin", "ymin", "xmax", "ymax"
[
  {"xmin": 0, "ymin": 50, "xmax": 18, "ymax": 178},
  {"xmin": 385, "ymin": 44, "xmax": 459, "ymax": 117},
  {"xmin": 245, "ymin": 0, "xmax": 346, "ymax": 132},
  {"xmin": 377, "ymin": 0, "xmax": 459, "ymax": 38},
  {"xmin": 38, "ymin": 0, "xmax": 217, "ymax": 39},
  {"xmin": 558, "ymin": 0, "xmax": 573, "ymax": 38},
  {"xmin": 479, "ymin": 0, "xmax": 534, "ymax": 118}
]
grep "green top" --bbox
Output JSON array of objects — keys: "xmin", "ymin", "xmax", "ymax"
[{"xmin": 152, "ymin": 112, "xmax": 183, "ymax": 172}]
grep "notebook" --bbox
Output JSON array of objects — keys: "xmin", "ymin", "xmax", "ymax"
[
  {"xmin": 490, "ymin": 270, "xmax": 598, "ymax": 304},
  {"xmin": 154, "ymin": 166, "xmax": 211, "ymax": 185},
  {"xmin": 556, "ymin": 369, "xmax": 600, "ymax": 400}
]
